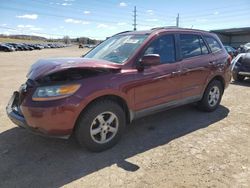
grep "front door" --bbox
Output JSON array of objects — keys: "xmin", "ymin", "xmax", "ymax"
[{"xmin": 133, "ymin": 34, "xmax": 182, "ymax": 111}]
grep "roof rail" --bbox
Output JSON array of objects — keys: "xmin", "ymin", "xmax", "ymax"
[
  {"xmin": 112, "ymin": 30, "xmax": 132, "ymax": 36},
  {"xmin": 151, "ymin": 26, "xmax": 179, "ymax": 30}
]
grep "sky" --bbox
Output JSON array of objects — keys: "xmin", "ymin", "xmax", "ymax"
[{"xmin": 0, "ymin": 0, "xmax": 249, "ymax": 40}]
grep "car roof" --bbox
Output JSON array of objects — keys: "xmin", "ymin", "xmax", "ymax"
[{"xmin": 115, "ymin": 27, "xmax": 212, "ymax": 36}]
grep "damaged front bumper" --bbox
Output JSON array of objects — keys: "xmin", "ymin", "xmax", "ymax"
[
  {"xmin": 6, "ymin": 91, "xmax": 70, "ymax": 139},
  {"xmin": 6, "ymin": 91, "xmax": 27, "ymax": 128}
]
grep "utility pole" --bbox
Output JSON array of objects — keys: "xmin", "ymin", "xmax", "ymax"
[
  {"xmin": 133, "ymin": 6, "xmax": 137, "ymax": 31},
  {"xmin": 176, "ymin": 13, "xmax": 179, "ymax": 28}
]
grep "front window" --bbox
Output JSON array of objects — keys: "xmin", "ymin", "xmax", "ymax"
[
  {"xmin": 84, "ymin": 34, "xmax": 148, "ymax": 64},
  {"xmin": 144, "ymin": 34, "xmax": 176, "ymax": 64}
]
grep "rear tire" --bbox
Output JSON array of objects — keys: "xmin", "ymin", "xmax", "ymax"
[
  {"xmin": 75, "ymin": 100, "xmax": 126, "ymax": 152},
  {"xmin": 198, "ymin": 80, "xmax": 223, "ymax": 112},
  {"xmin": 232, "ymin": 73, "xmax": 245, "ymax": 82}
]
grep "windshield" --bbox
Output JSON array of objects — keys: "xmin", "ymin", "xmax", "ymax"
[{"xmin": 84, "ymin": 34, "xmax": 147, "ymax": 64}]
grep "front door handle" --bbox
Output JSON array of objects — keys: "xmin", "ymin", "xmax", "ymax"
[
  {"xmin": 171, "ymin": 70, "xmax": 181, "ymax": 77},
  {"xmin": 209, "ymin": 61, "xmax": 216, "ymax": 66}
]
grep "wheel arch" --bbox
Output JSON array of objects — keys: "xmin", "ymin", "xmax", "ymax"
[
  {"xmin": 211, "ymin": 75, "xmax": 225, "ymax": 89},
  {"xmin": 205, "ymin": 75, "xmax": 225, "ymax": 94},
  {"xmin": 74, "ymin": 94, "xmax": 131, "ymax": 133}
]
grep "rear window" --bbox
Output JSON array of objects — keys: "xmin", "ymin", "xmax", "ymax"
[
  {"xmin": 180, "ymin": 34, "xmax": 203, "ymax": 58},
  {"xmin": 204, "ymin": 36, "xmax": 222, "ymax": 53}
]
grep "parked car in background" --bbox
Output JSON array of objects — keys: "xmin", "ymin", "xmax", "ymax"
[
  {"xmin": 243, "ymin": 43, "xmax": 250, "ymax": 52},
  {"xmin": 3, "ymin": 43, "xmax": 16, "ymax": 51},
  {"xmin": 5, "ymin": 43, "xmax": 23, "ymax": 51},
  {"xmin": 231, "ymin": 53, "xmax": 250, "ymax": 81},
  {"xmin": 224, "ymin": 45, "xmax": 238, "ymax": 58},
  {"xmin": 6, "ymin": 28, "xmax": 231, "ymax": 151},
  {"xmin": 28, "ymin": 44, "xmax": 41, "ymax": 50},
  {"xmin": 0, "ymin": 42, "xmax": 66, "ymax": 52},
  {"xmin": 21, "ymin": 43, "xmax": 31, "ymax": 51},
  {"xmin": 0, "ymin": 43, "xmax": 15, "ymax": 52},
  {"xmin": 35, "ymin": 44, "xmax": 45, "ymax": 49}
]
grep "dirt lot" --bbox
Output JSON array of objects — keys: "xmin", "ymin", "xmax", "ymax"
[{"xmin": 0, "ymin": 46, "xmax": 249, "ymax": 188}]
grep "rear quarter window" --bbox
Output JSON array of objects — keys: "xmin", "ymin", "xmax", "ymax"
[{"xmin": 204, "ymin": 36, "xmax": 222, "ymax": 53}]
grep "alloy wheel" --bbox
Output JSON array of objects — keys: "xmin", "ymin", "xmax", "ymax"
[
  {"xmin": 90, "ymin": 111, "xmax": 119, "ymax": 144},
  {"xmin": 208, "ymin": 86, "xmax": 220, "ymax": 107}
]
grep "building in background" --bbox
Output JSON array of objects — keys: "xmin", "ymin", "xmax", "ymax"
[{"xmin": 211, "ymin": 27, "xmax": 250, "ymax": 48}]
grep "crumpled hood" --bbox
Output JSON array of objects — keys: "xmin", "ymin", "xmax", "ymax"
[{"xmin": 27, "ymin": 57, "xmax": 121, "ymax": 80}]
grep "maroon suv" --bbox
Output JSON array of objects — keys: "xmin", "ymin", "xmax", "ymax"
[{"xmin": 7, "ymin": 28, "xmax": 231, "ymax": 151}]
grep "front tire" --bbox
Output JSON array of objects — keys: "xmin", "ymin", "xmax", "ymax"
[
  {"xmin": 198, "ymin": 80, "xmax": 223, "ymax": 112},
  {"xmin": 75, "ymin": 100, "xmax": 126, "ymax": 152}
]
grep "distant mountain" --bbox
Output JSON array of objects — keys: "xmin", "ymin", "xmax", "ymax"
[
  {"xmin": 0, "ymin": 34, "xmax": 102, "ymax": 44},
  {"xmin": 0, "ymin": 34, "xmax": 47, "ymax": 41}
]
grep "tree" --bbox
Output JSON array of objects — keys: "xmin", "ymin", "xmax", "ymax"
[{"xmin": 63, "ymin": 36, "xmax": 71, "ymax": 44}]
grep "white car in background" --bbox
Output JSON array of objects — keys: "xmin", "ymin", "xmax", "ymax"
[{"xmin": 243, "ymin": 43, "xmax": 250, "ymax": 52}]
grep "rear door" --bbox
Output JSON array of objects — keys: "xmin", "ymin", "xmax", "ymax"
[
  {"xmin": 178, "ymin": 33, "xmax": 211, "ymax": 99},
  {"xmin": 203, "ymin": 35, "xmax": 228, "ymax": 68}
]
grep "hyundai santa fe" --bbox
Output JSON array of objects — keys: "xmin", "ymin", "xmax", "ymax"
[{"xmin": 7, "ymin": 28, "xmax": 231, "ymax": 151}]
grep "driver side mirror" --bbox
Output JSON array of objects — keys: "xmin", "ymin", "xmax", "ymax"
[{"xmin": 140, "ymin": 54, "xmax": 160, "ymax": 66}]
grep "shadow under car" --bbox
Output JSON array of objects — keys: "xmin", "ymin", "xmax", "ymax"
[{"xmin": 0, "ymin": 104, "xmax": 229, "ymax": 188}]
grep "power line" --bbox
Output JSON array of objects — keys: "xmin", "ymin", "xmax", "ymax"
[
  {"xmin": 4, "ymin": 2, "xmax": 249, "ymax": 26},
  {"xmin": 8, "ymin": 0, "xmax": 131, "ymax": 20},
  {"xmin": 9, "ymin": 0, "xmax": 130, "ymax": 14},
  {"xmin": 7, "ymin": 0, "xmax": 250, "ymax": 21},
  {"xmin": 1, "ymin": 1, "xmax": 250, "ymax": 39},
  {"xmin": 181, "ymin": 11, "xmax": 250, "ymax": 22},
  {"xmin": 11, "ymin": 0, "xmax": 249, "ymax": 25},
  {"xmin": 135, "ymin": 2, "xmax": 249, "ymax": 17},
  {"xmin": 0, "ymin": 6, "xmax": 127, "ymax": 25},
  {"xmin": 136, "ymin": 7, "xmax": 250, "ymax": 22},
  {"xmin": 138, "ymin": 10, "xmax": 249, "ymax": 27}
]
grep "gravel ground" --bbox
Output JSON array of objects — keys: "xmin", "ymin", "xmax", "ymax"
[{"xmin": 0, "ymin": 47, "xmax": 249, "ymax": 188}]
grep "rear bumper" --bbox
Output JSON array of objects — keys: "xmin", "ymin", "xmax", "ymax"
[{"xmin": 6, "ymin": 92, "xmax": 70, "ymax": 139}]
